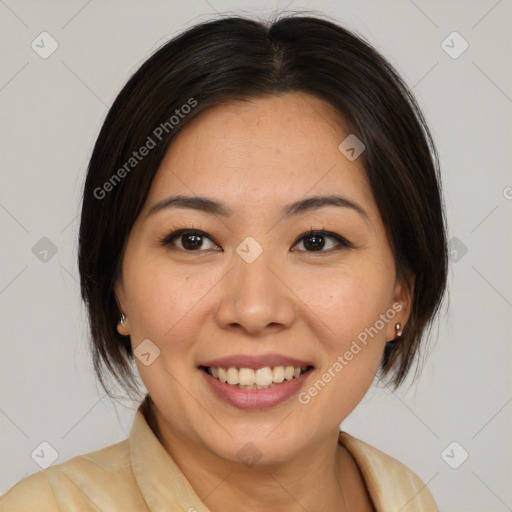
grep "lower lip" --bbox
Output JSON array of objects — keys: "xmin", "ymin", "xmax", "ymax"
[{"xmin": 200, "ymin": 369, "xmax": 313, "ymax": 410}]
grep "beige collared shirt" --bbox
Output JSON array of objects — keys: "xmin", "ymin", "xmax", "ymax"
[{"xmin": 1, "ymin": 397, "xmax": 438, "ymax": 511}]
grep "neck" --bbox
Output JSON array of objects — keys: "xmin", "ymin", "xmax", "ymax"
[{"xmin": 145, "ymin": 403, "xmax": 358, "ymax": 511}]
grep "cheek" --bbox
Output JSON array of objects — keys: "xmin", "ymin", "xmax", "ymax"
[
  {"xmin": 291, "ymin": 261, "xmax": 394, "ymax": 347},
  {"xmin": 124, "ymin": 259, "xmax": 216, "ymax": 402},
  {"xmin": 123, "ymin": 257, "xmax": 217, "ymax": 348},
  {"xmin": 293, "ymin": 269, "xmax": 392, "ymax": 418}
]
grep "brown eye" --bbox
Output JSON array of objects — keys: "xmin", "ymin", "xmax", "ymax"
[
  {"xmin": 162, "ymin": 230, "xmax": 220, "ymax": 251},
  {"xmin": 292, "ymin": 230, "xmax": 352, "ymax": 252},
  {"xmin": 181, "ymin": 233, "xmax": 204, "ymax": 250},
  {"xmin": 302, "ymin": 233, "xmax": 326, "ymax": 251}
]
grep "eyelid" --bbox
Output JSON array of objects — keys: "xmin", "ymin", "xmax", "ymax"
[
  {"xmin": 160, "ymin": 228, "xmax": 221, "ymax": 250},
  {"xmin": 291, "ymin": 229, "xmax": 354, "ymax": 251},
  {"xmin": 160, "ymin": 227, "xmax": 353, "ymax": 252}
]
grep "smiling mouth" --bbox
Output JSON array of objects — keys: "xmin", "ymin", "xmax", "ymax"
[{"xmin": 200, "ymin": 365, "xmax": 314, "ymax": 390}]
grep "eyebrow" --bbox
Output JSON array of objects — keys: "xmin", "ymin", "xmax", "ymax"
[{"xmin": 146, "ymin": 194, "xmax": 368, "ymax": 220}]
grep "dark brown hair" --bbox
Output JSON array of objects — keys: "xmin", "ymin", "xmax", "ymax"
[{"xmin": 78, "ymin": 13, "xmax": 448, "ymax": 399}]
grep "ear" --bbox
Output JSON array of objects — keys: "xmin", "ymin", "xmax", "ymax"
[
  {"xmin": 385, "ymin": 274, "xmax": 414, "ymax": 342},
  {"xmin": 114, "ymin": 278, "xmax": 130, "ymax": 336}
]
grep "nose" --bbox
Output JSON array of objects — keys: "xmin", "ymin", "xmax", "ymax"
[{"xmin": 213, "ymin": 248, "xmax": 297, "ymax": 336}]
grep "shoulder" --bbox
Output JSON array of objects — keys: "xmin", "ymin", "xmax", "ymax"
[
  {"xmin": 0, "ymin": 439, "xmax": 139, "ymax": 511},
  {"xmin": 0, "ymin": 471, "xmax": 58, "ymax": 511},
  {"xmin": 339, "ymin": 432, "xmax": 438, "ymax": 512}
]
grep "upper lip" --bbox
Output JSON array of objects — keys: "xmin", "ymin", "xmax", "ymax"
[{"xmin": 200, "ymin": 353, "xmax": 314, "ymax": 370}]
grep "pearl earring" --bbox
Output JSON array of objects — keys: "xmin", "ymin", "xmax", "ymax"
[{"xmin": 395, "ymin": 323, "xmax": 403, "ymax": 337}]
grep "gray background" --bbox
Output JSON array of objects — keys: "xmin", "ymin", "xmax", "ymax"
[{"xmin": 1, "ymin": 0, "xmax": 511, "ymax": 510}]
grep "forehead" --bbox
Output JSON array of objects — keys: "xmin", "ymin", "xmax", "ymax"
[{"xmin": 146, "ymin": 93, "xmax": 376, "ymax": 217}]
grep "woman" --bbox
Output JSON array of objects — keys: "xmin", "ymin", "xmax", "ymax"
[{"xmin": 1, "ymin": 13, "xmax": 448, "ymax": 511}]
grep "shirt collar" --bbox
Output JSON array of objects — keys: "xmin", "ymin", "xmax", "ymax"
[
  {"xmin": 129, "ymin": 396, "xmax": 402, "ymax": 511},
  {"xmin": 130, "ymin": 395, "xmax": 210, "ymax": 512}
]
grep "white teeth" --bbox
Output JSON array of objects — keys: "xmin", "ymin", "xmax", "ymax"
[
  {"xmin": 238, "ymin": 368, "xmax": 255, "ymax": 386},
  {"xmin": 272, "ymin": 366, "xmax": 285, "ymax": 383},
  {"xmin": 206, "ymin": 364, "xmax": 309, "ymax": 388},
  {"xmin": 255, "ymin": 367, "xmax": 273, "ymax": 386},
  {"xmin": 284, "ymin": 366, "xmax": 295, "ymax": 380},
  {"xmin": 227, "ymin": 367, "xmax": 239, "ymax": 385},
  {"xmin": 218, "ymin": 367, "xmax": 228, "ymax": 383}
]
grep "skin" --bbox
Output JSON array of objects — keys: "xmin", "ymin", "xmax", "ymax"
[{"xmin": 115, "ymin": 92, "xmax": 412, "ymax": 511}]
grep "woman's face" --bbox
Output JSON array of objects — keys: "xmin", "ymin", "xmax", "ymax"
[{"xmin": 116, "ymin": 92, "xmax": 411, "ymax": 464}]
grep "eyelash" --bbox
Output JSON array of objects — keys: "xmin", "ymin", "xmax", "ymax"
[{"xmin": 159, "ymin": 225, "xmax": 354, "ymax": 253}]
